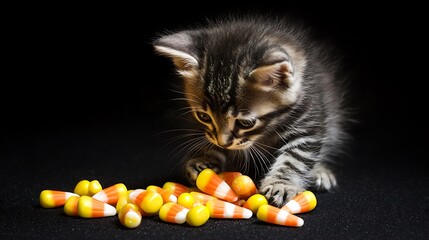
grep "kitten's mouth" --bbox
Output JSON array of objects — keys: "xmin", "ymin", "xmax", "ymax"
[
  {"xmin": 206, "ymin": 132, "xmax": 252, "ymax": 150},
  {"xmin": 222, "ymin": 139, "xmax": 252, "ymax": 150},
  {"xmin": 238, "ymin": 139, "xmax": 251, "ymax": 146},
  {"xmin": 236, "ymin": 140, "xmax": 252, "ymax": 149}
]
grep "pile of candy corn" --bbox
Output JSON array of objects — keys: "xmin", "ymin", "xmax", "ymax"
[{"xmin": 39, "ymin": 168, "xmax": 317, "ymax": 228}]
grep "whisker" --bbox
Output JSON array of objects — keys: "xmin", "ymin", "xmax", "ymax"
[
  {"xmin": 185, "ymin": 138, "xmax": 210, "ymax": 160},
  {"xmin": 166, "ymin": 98, "xmax": 201, "ymax": 107},
  {"xmin": 166, "ymin": 136, "xmax": 208, "ymax": 171},
  {"xmin": 254, "ymin": 142, "xmax": 278, "ymax": 157},
  {"xmin": 161, "ymin": 133, "xmax": 204, "ymax": 150},
  {"xmin": 274, "ymin": 129, "xmax": 287, "ymax": 145},
  {"xmin": 247, "ymin": 147, "xmax": 261, "ymax": 179},
  {"xmin": 167, "ymin": 89, "xmax": 204, "ymax": 103},
  {"xmin": 232, "ymin": 149, "xmax": 242, "ymax": 172},
  {"xmin": 250, "ymin": 144, "xmax": 273, "ymax": 177},
  {"xmin": 234, "ymin": 149, "xmax": 246, "ymax": 175},
  {"xmin": 157, "ymin": 128, "xmax": 203, "ymax": 136},
  {"xmin": 166, "ymin": 137, "xmax": 200, "ymax": 160}
]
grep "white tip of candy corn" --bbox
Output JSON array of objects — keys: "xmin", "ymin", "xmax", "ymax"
[
  {"xmin": 159, "ymin": 202, "xmax": 189, "ymax": 224},
  {"xmin": 281, "ymin": 190, "xmax": 317, "ymax": 214},
  {"xmin": 257, "ymin": 204, "xmax": 304, "ymax": 227}
]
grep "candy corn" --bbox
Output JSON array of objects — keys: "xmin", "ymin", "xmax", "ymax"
[
  {"xmin": 189, "ymin": 191, "xmax": 218, "ymax": 205},
  {"xmin": 87, "ymin": 180, "xmax": 103, "ymax": 196},
  {"xmin": 77, "ymin": 196, "xmax": 117, "ymax": 218},
  {"xmin": 177, "ymin": 193, "xmax": 195, "ymax": 209},
  {"xmin": 118, "ymin": 203, "xmax": 142, "ymax": 228},
  {"xmin": 73, "ymin": 180, "xmax": 102, "ymax": 196},
  {"xmin": 146, "ymin": 185, "xmax": 178, "ymax": 203},
  {"xmin": 257, "ymin": 204, "xmax": 304, "ymax": 227},
  {"xmin": 196, "ymin": 169, "xmax": 238, "ymax": 202},
  {"xmin": 39, "ymin": 190, "xmax": 79, "ymax": 208},
  {"xmin": 281, "ymin": 190, "xmax": 317, "ymax": 214},
  {"xmin": 230, "ymin": 175, "xmax": 258, "ymax": 199},
  {"xmin": 186, "ymin": 205, "xmax": 210, "ymax": 227},
  {"xmin": 38, "ymin": 172, "xmax": 320, "ymax": 229},
  {"xmin": 63, "ymin": 196, "xmax": 80, "ymax": 216},
  {"xmin": 128, "ymin": 189, "xmax": 163, "ymax": 214},
  {"xmin": 243, "ymin": 194, "xmax": 268, "ymax": 214},
  {"xmin": 158, "ymin": 202, "xmax": 189, "ymax": 224},
  {"xmin": 232, "ymin": 199, "xmax": 246, "ymax": 207},
  {"xmin": 116, "ymin": 195, "xmax": 129, "ymax": 213},
  {"xmin": 162, "ymin": 182, "xmax": 191, "ymax": 197},
  {"xmin": 92, "ymin": 183, "xmax": 127, "ymax": 205},
  {"xmin": 206, "ymin": 199, "xmax": 253, "ymax": 219},
  {"xmin": 218, "ymin": 172, "xmax": 242, "ymax": 186}
]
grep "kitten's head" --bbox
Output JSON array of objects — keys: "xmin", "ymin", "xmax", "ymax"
[{"xmin": 154, "ymin": 19, "xmax": 307, "ymax": 150}]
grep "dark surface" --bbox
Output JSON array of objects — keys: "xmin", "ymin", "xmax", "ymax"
[{"xmin": 2, "ymin": 4, "xmax": 428, "ymax": 240}]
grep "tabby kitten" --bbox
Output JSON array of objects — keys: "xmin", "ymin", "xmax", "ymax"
[{"xmin": 153, "ymin": 15, "xmax": 348, "ymax": 207}]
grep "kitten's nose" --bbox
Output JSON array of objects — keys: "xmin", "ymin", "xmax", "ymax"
[{"xmin": 217, "ymin": 134, "xmax": 233, "ymax": 148}]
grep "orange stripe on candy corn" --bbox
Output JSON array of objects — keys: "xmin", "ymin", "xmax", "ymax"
[
  {"xmin": 77, "ymin": 196, "xmax": 116, "ymax": 218},
  {"xmin": 206, "ymin": 199, "xmax": 253, "ymax": 219},
  {"xmin": 128, "ymin": 189, "xmax": 145, "ymax": 203},
  {"xmin": 39, "ymin": 190, "xmax": 79, "ymax": 208},
  {"xmin": 92, "ymin": 183, "xmax": 127, "ymax": 205}
]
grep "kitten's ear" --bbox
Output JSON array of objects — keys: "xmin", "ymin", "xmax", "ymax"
[
  {"xmin": 249, "ymin": 51, "xmax": 294, "ymax": 91},
  {"xmin": 153, "ymin": 32, "xmax": 198, "ymax": 77}
]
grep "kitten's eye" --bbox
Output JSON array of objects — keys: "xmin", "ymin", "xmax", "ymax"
[
  {"xmin": 236, "ymin": 119, "xmax": 257, "ymax": 129},
  {"xmin": 196, "ymin": 111, "xmax": 212, "ymax": 123}
]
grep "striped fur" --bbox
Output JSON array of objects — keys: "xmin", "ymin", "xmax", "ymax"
[{"xmin": 154, "ymin": 15, "xmax": 348, "ymax": 207}]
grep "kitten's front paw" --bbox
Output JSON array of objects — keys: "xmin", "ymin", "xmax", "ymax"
[
  {"xmin": 311, "ymin": 164, "xmax": 337, "ymax": 191},
  {"xmin": 185, "ymin": 158, "xmax": 222, "ymax": 185},
  {"xmin": 259, "ymin": 178, "xmax": 304, "ymax": 207}
]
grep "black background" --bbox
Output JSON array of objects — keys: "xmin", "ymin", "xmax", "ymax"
[
  {"xmin": 1, "ymin": 3, "xmax": 428, "ymax": 240},
  {"xmin": 3, "ymin": 4, "xmax": 427, "ymax": 144}
]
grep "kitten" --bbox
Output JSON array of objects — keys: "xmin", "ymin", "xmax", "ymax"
[{"xmin": 153, "ymin": 15, "xmax": 349, "ymax": 207}]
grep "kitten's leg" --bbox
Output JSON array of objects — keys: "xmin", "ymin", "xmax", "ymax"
[
  {"xmin": 184, "ymin": 151, "xmax": 226, "ymax": 185},
  {"xmin": 258, "ymin": 150, "xmax": 313, "ymax": 207}
]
